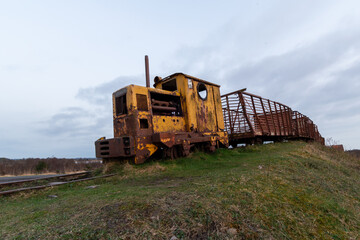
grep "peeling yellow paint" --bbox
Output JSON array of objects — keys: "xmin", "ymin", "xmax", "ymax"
[
  {"xmin": 145, "ymin": 144, "xmax": 158, "ymax": 156},
  {"xmin": 152, "ymin": 116, "xmax": 185, "ymax": 133}
]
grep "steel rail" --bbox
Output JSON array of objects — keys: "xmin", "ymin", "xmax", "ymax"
[
  {"xmin": 0, "ymin": 174, "xmax": 116, "ymax": 196},
  {"xmin": 0, "ymin": 171, "xmax": 90, "ymax": 188}
]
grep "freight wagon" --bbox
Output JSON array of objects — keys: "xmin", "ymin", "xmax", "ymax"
[{"xmin": 222, "ymin": 90, "xmax": 324, "ymax": 147}]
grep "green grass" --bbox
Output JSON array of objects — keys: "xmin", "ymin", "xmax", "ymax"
[{"xmin": 0, "ymin": 141, "xmax": 359, "ymax": 239}]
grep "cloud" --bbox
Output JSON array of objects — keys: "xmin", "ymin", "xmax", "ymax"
[
  {"xmin": 35, "ymin": 106, "xmax": 113, "ymax": 157},
  {"xmin": 221, "ymin": 29, "xmax": 360, "ymax": 102},
  {"xmin": 76, "ymin": 75, "xmax": 142, "ymax": 106},
  {"xmin": 39, "ymin": 107, "xmax": 94, "ymax": 136},
  {"xmin": 35, "ymin": 75, "xmax": 145, "ymax": 157}
]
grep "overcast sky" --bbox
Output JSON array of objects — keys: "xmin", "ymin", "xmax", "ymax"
[{"xmin": 1, "ymin": 1, "xmax": 359, "ymax": 158}]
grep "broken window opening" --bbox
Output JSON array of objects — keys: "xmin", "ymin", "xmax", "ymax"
[
  {"xmin": 197, "ymin": 83, "xmax": 208, "ymax": 100},
  {"xmin": 136, "ymin": 94, "xmax": 148, "ymax": 111},
  {"xmin": 140, "ymin": 119, "xmax": 149, "ymax": 129},
  {"xmin": 150, "ymin": 92, "xmax": 182, "ymax": 116},
  {"xmin": 115, "ymin": 94, "xmax": 127, "ymax": 116},
  {"xmin": 162, "ymin": 78, "xmax": 177, "ymax": 91}
]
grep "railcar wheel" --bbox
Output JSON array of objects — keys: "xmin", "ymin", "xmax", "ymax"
[{"xmin": 254, "ymin": 137, "xmax": 263, "ymax": 145}]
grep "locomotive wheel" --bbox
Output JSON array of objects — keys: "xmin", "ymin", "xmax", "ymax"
[
  {"xmin": 162, "ymin": 148, "xmax": 170, "ymax": 159},
  {"xmin": 169, "ymin": 148, "xmax": 175, "ymax": 160},
  {"xmin": 195, "ymin": 143, "xmax": 205, "ymax": 152},
  {"xmin": 172, "ymin": 146, "xmax": 179, "ymax": 159},
  {"xmin": 204, "ymin": 142, "xmax": 216, "ymax": 153},
  {"xmin": 161, "ymin": 148, "xmax": 166, "ymax": 159},
  {"xmin": 180, "ymin": 143, "xmax": 190, "ymax": 157},
  {"xmin": 209, "ymin": 144, "xmax": 216, "ymax": 153},
  {"xmin": 162, "ymin": 147, "xmax": 180, "ymax": 160}
]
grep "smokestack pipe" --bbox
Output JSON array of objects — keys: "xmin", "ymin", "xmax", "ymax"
[{"xmin": 145, "ymin": 55, "xmax": 150, "ymax": 87}]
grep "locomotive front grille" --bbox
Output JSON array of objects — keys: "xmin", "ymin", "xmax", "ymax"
[
  {"xmin": 95, "ymin": 137, "xmax": 134, "ymax": 158},
  {"xmin": 99, "ymin": 141, "xmax": 110, "ymax": 155}
]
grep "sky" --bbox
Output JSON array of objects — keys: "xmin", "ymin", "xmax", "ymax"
[{"xmin": 1, "ymin": 0, "xmax": 359, "ymax": 158}]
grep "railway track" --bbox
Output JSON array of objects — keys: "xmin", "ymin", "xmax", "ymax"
[
  {"xmin": 0, "ymin": 171, "xmax": 90, "ymax": 187},
  {"xmin": 0, "ymin": 172, "xmax": 115, "ymax": 196}
]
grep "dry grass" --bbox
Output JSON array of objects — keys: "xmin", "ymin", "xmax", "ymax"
[{"xmin": 123, "ymin": 162, "xmax": 166, "ymax": 174}]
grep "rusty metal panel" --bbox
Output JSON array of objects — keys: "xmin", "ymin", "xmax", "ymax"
[
  {"xmin": 213, "ymin": 86, "xmax": 225, "ymax": 131},
  {"xmin": 152, "ymin": 132, "xmax": 176, "ymax": 148},
  {"xmin": 152, "ymin": 116, "xmax": 186, "ymax": 133},
  {"xmin": 194, "ymin": 82, "xmax": 218, "ymax": 132}
]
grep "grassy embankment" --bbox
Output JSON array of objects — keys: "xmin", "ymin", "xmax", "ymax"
[{"xmin": 0, "ymin": 141, "xmax": 359, "ymax": 239}]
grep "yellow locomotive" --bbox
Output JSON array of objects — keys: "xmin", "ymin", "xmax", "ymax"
[{"xmin": 95, "ymin": 70, "xmax": 229, "ymax": 164}]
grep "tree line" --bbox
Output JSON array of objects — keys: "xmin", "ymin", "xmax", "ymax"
[{"xmin": 0, "ymin": 158, "xmax": 102, "ymax": 176}]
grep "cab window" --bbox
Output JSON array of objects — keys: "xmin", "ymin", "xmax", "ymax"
[
  {"xmin": 115, "ymin": 94, "xmax": 127, "ymax": 115},
  {"xmin": 162, "ymin": 78, "xmax": 177, "ymax": 91}
]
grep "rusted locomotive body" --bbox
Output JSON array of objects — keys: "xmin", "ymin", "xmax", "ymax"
[
  {"xmin": 221, "ymin": 89, "xmax": 324, "ymax": 147},
  {"xmin": 95, "ymin": 73, "xmax": 229, "ymax": 164}
]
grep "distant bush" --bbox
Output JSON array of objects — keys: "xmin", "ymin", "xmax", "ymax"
[
  {"xmin": 0, "ymin": 158, "xmax": 102, "ymax": 176},
  {"xmin": 347, "ymin": 149, "xmax": 360, "ymax": 158},
  {"xmin": 35, "ymin": 161, "xmax": 47, "ymax": 173}
]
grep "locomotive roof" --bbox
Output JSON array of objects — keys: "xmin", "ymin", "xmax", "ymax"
[{"xmin": 159, "ymin": 72, "xmax": 220, "ymax": 87}]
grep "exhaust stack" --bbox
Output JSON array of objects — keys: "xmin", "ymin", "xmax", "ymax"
[{"xmin": 145, "ymin": 55, "xmax": 150, "ymax": 87}]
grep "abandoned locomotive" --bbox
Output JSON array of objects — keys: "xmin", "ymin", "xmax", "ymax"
[{"xmin": 95, "ymin": 72, "xmax": 229, "ymax": 164}]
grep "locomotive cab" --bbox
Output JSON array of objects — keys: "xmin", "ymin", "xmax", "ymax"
[{"xmin": 95, "ymin": 73, "xmax": 229, "ymax": 164}]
